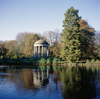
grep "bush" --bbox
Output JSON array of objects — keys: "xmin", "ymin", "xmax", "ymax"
[
  {"xmin": 91, "ymin": 59, "xmax": 95, "ymax": 63},
  {"xmin": 46, "ymin": 58, "xmax": 51, "ymax": 64},
  {"xmin": 53, "ymin": 58, "xmax": 57, "ymax": 64},
  {"xmin": 40, "ymin": 58, "xmax": 46, "ymax": 64},
  {"xmin": 86, "ymin": 59, "xmax": 90, "ymax": 63}
]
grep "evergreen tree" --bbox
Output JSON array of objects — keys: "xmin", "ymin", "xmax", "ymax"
[{"xmin": 60, "ymin": 6, "xmax": 81, "ymax": 62}]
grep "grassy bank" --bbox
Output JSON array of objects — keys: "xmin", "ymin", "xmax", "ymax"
[
  {"xmin": 0, "ymin": 58, "xmax": 100, "ymax": 67},
  {"xmin": 0, "ymin": 57, "xmax": 63, "ymax": 66}
]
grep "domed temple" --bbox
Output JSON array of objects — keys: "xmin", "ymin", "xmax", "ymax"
[{"xmin": 33, "ymin": 39, "xmax": 49, "ymax": 57}]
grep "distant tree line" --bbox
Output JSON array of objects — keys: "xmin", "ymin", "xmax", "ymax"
[
  {"xmin": 0, "ymin": 6, "xmax": 100, "ymax": 62},
  {"xmin": 0, "ymin": 30, "xmax": 61, "ymax": 59}
]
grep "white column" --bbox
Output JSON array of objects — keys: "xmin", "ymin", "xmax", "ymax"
[
  {"xmin": 42, "ymin": 46, "xmax": 44, "ymax": 57},
  {"xmin": 33, "ymin": 69, "xmax": 36, "ymax": 84},
  {"xmin": 45, "ymin": 46, "xmax": 47, "ymax": 57},
  {"xmin": 35, "ymin": 46, "xmax": 37, "ymax": 57},
  {"xmin": 38, "ymin": 46, "xmax": 40, "ymax": 57},
  {"xmin": 47, "ymin": 46, "xmax": 49, "ymax": 57},
  {"xmin": 34, "ymin": 46, "xmax": 35, "ymax": 56}
]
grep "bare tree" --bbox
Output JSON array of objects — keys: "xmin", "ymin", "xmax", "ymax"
[
  {"xmin": 95, "ymin": 31, "xmax": 100, "ymax": 57},
  {"xmin": 42, "ymin": 29, "xmax": 61, "ymax": 57}
]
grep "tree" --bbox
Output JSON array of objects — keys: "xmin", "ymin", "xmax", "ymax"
[
  {"xmin": 78, "ymin": 19, "xmax": 96, "ymax": 59},
  {"xmin": 53, "ymin": 29, "xmax": 61, "ymax": 57},
  {"xmin": 60, "ymin": 6, "xmax": 81, "ymax": 62},
  {"xmin": 24, "ymin": 34, "xmax": 40, "ymax": 57},
  {"xmin": 16, "ymin": 32, "xmax": 32, "ymax": 54},
  {"xmin": 42, "ymin": 29, "xmax": 61, "ymax": 57},
  {"xmin": 42, "ymin": 31, "xmax": 55, "ymax": 46},
  {"xmin": 95, "ymin": 31, "xmax": 100, "ymax": 57},
  {"xmin": 49, "ymin": 42, "xmax": 61, "ymax": 57},
  {"xmin": 0, "ymin": 40, "xmax": 8, "ymax": 44},
  {"xmin": 0, "ymin": 44, "xmax": 8, "ymax": 58},
  {"xmin": 5, "ymin": 40, "xmax": 19, "ymax": 58}
]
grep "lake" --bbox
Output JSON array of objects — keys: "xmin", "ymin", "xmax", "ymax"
[{"xmin": 0, "ymin": 66, "xmax": 100, "ymax": 99}]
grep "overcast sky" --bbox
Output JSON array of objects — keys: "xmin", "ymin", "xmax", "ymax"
[{"xmin": 0, "ymin": 0, "xmax": 100, "ymax": 41}]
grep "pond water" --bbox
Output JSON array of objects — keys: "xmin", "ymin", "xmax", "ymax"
[{"xmin": 0, "ymin": 66, "xmax": 100, "ymax": 99}]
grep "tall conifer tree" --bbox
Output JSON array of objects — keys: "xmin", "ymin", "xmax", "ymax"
[{"xmin": 60, "ymin": 7, "xmax": 81, "ymax": 62}]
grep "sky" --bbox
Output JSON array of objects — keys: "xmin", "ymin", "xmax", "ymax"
[{"xmin": 0, "ymin": 0, "xmax": 100, "ymax": 41}]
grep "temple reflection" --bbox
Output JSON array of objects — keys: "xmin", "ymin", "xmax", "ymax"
[
  {"xmin": 33, "ymin": 69, "xmax": 49, "ymax": 88},
  {"xmin": 0, "ymin": 67, "xmax": 49, "ymax": 91}
]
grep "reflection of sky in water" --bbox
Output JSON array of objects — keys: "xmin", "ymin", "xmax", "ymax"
[{"xmin": 0, "ymin": 66, "xmax": 100, "ymax": 99}]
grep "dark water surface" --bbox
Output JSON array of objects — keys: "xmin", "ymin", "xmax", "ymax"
[{"xmin": 0, "ymin": 66, "xmax": 100, "ymax": 99}]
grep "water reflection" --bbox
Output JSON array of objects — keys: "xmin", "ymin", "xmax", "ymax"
[
  {"xmin": 60, "ymin": 66, "xmax": 97, "ymax": 99},
  {"xmin": 0, "ymin": 66, "xmax": 100, "ymax": 99},
  {"xmin": 0, "ymin": 68, "xmax": 49, "ymax": 91}
]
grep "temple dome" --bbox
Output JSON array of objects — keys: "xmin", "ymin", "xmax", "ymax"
[{"xmin": 34, "ymin": 39, "xmax": 49, "ymax": 45}]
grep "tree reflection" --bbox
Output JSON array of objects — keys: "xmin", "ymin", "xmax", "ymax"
[
  {"xmin": 2, "ymin": 67, "xmax": 49, "ymax": 91},
  {"xmin": 0, "ymin": 66, "xmax": 100, "ymax": 99},
  {"xmin": 60, "ymin": 66, "xmax": 97, "ymax": 99}
]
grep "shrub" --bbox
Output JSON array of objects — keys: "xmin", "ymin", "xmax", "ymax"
[
  {"xmin": 86, "ymin": 59, "xmax": 90, "ymax": 63},
  {"xmin": 91, "ymin": 59, "xmax": 95, "ymax": 63},
  {"xmin": 46, "ymin": 58, "xmax": 51, "ymax": 64},
  {"xmin": 53, "ymin": 58, "xmax": 57, "ymax": 64},
  {"xmin": 40, "ymin": 58, "xmax": 46, "ymax": 64}
]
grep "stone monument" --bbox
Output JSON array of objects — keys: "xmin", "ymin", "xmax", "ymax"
[{"xmin": 33, "ymin": 39, "xmax": 49, "ymax": 57}]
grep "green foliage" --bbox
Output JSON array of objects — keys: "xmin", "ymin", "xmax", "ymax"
[
  {"xmin": 24, "ymin": 34, "xmax": 40, "ymax": 57},
  {"xmin": 16, "ymin": 32, "xmax": 32, "ymax": 54},
  {"xmin": 86, "ymin": 59, "xmax": 90, "ymax": 63},
  {"xmin": 0, "ymin": 57, "xmax": 62, "ymax": 65},
  {"xmin": 46, "ymin": 58, "xmax": 51, "ymax": 64},
  {"xmin": 78, "ymin": 19, "xmax": 95, "ymax": 59},
  {"xmin": 39, "ymin": 66, "xmax": 45, "ymax": 70},
  {"xmin": 60, "ymin": 6, "xmax": 82, "ymax": 62},
  {"xmin": 0, "ymin": 44, "xmax": 8, "ymax": 58},
  {"xmin": 91, "ymin": 59, "xmax": 95, "ymax": 63},
  {"xmin": 40, "ymin": 58, "xmax": 46, "ymax": 64},
  {"xmin": 60, "ymin": 6, "xmax": 96, "ymax": 62},
  {"xmin": 53, "ymin": 58, "xmax": 57, "ymax": 64}
]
